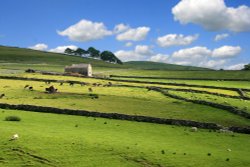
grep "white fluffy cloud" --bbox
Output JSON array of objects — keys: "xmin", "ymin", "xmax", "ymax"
[
  {"xmin": 174, "ymin": 61, "xmax": 193, "ymax": 66},
  {"xmin": 57, "ymin": 19, "xmax": 112, "ymax": 42},
  {"xmin": 172, "ymin": 0, "xmax": 250, "ymax": 32},
  {"xmin": 135, "ymin": 45, "xmax": 153, "ymax": 55},
  {"xmin": 226, "ymin": 63, "xmax": 245, "ymax": 70},
  {"xmin": 171, "ymin": 45, "xmax": 241, "ymax": 60},
  {"xmin": 212, "ymin": 46, "xmax": 241, "ymax": 58},
  {"xmin": 157, "ymin": 34, "xmax": 198, "ymax": 47},
  {"xmin": 29, "ymin": 43, "xmax": 48, "ymax": 51},
  {"xmin": 171, "ymin": 46, "xmax": 211, "ymax": 59},
  {"xmin": 116, "ymin": 26, "xmax": 150, "ymax": 41},
  {"xmin": 49, "ymin": 45, "xmax": 78, "ymax": 53},
  {"xmin": 113, "ymin": 23, "xmax": 130, "ymax": 34},
  {"xmin": 115, "ymin": 50, "xmax": 145, "ymax": 61},
  {"xmin": 200, "ymin": 59, "xmax": 227, "ymax": 68},
  {"xmin": 115, "ymin": 44, "xmax": 241, "ymax": 69},
  {"xmin": 115, "ymin": 45, "xmax": 167, "ymax": 62},
  {"xmin": 115, "ymin": 45, "xmax": 152, "ymax": 62},
  {"xmin": 148, "ymin": 54, "xmax": 169, "ymax": 63},
  {"xmin": 168, "ymin": 45, "xmax": 242, "ymax": 69},
  {"xmin": 214, "ymin": 33, "xmax": 229, "ymax": 41}
]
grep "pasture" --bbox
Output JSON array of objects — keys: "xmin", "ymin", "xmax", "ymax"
[
  {"xmin": 0, "ymin": 46, "xmax": 250, "ymax": 166},
  {"xmin": 1, "ymin": 109, "xmax": 250, "ymax": 167},
  {"xmin": 0, "ymin": 77, "xmax": 249, "ymax": 128}
]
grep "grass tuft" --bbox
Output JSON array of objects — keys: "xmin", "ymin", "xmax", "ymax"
[{"xmin": 5, "ymin": 115, "xmax": 21, "ymax": 121}]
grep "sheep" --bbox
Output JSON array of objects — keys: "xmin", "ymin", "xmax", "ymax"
[
  {"xmin": 9, "ymin": 134, "xmax": 19, "ymax": 141},
  {"xmin": 60, "ymin": 82, "xmax": 63, "ymax": 86},
  {"xmin": 190, "ymin": 127, "xmax": 198, "ymax": 132},
  {"xmin": 29, "ymin": 86, "xmax": 33, "ymax": 91},
  {"xmin": 88, "ymin": 88, "xmax": 93, "ymax": 92},
  {"xmin": 69, "ymin": 82, "xmax": 74, "ymax": 86},
  {"xmin": 0, "ymin": 94, "xmax": 5, "ymax": 98},
  {"xmin": 24, "ymin": 85, "xmax": 29, "ymax": 89}
]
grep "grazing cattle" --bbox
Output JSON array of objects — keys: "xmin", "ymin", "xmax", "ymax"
[
  {"xmin": 89, "ymin": 94, "xmax": 98, "ymax": 99},
  {"xmin": 0, "ymin": 94, "xmax": 5, "ymax": 98},
  {"xmin": 88, "ymin": 88, "xmax": 93, "ymax": 92},
  {"xmin": 29, "ymin": 87, "xmax": 33, "ymax": 91},
  {"xmin": 25, "ymin": 69, "xmax": 35, "ymax": 73},
  {"xmin": 24, "ymin": 85, "xmax": 29, "ymax": 89},
  {"xmin": 45, "ymin": 86, "xmax": 57, "ymax": 93}
]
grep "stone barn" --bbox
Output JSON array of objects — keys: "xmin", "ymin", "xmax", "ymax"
[{"xmin": 64, "ymin": 64, "xmax": 92, "ymax": 77}]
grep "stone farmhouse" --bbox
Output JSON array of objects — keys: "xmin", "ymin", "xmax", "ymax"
[{"xmin": 64, "ymin": 64, "xmax": 92, "ymax": 77}]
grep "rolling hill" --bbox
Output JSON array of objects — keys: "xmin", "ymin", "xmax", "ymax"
[
  {"xmin": 0, "ymin": 45, "xmax": 210, "ymax": 71},
  {"xmin": 124, "ymin": 61, "xmax": 211, "ymax": 71}
]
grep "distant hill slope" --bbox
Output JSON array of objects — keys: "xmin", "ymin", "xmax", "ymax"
[
  {"xmin": 124, "ymin": 61, "xmax": 211, "ymax": 71},
  {"xmin": 0, "ymin": 45, "xmax": 123, "ymax": 68},
  {"xmin": 0, "ymin": 46, "xmax": 211, "ymax": 71}
]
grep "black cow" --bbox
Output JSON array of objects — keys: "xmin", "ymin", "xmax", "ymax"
[
  {"xmin": 0, "ymin": 94, "xmax": 5, "ymax": 98},
  {"xmin": 88, "ymin": 88, "xmax": 93, "ymax": 92}
]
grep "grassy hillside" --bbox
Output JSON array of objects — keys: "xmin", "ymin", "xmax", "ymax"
[
  {"xmin": 124, "ymin": 61, "xmax": 211, "ymax": 71},
  {"xmin": 0, "ymin": 75, "xmax": 249, "ymax": 127},
  {"xmin": 0, "ymin": 68, "xmax": 249, "ymax": 166},
  {"xmin": 0, "ymin": 46, "xmax": 210, "ymax": 72},
  {"xmin": 0, "ymin": 45, "xmax": 123, "ymax": 68},
  {"xmin": 107, "ymin": 70, "xmax": 250, "ymax": 80}
]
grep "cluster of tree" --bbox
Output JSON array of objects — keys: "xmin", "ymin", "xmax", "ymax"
[
  {"xmin": 64, "ymin": 47, "xmax": 122, "ymax": 64},
  {"xmin": 242, "ymin": 63, "xmax": 250, "ymax": 70}
]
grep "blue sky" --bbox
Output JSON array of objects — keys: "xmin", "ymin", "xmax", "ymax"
[{"xmin": 0, "ymin": 0, "xmax": 250, "ymax": 69}]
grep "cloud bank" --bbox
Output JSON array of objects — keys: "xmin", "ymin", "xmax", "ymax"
[
  {"xmin": 29, "ymin": 43, "xmax": 48, "ymax": 51},
  {"xmin": 172, "ymin": 0, "xmax": 250, "ymax": 32}
]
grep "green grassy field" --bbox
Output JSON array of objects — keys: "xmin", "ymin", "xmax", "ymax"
[
  {"xmin": 1, "ymin": 109, "xmax": 250, "ymax": 167},
  {"xmin": 109, "ymin": 77, "xmax": 250, "ymax": 89},
  {"xmin": 0, "ymin": 73, "xmax": 242, "ymax": 96},
  {"xmin": 168, "ymin": 91, "xmax": 250, "ymax": 114},
  {"xmin": 0, "ymin": 78, "xmax": 249, "ymax": 127},
  {"xmin": 1, "ymin": 45, "xmax": 250, "ymax": 167},
  {"xmin": 107, "ymin": 70, "xmax": 250, "ymax": 80}
]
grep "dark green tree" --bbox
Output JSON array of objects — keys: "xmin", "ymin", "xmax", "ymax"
[
  {"xmin": 100, "ymin": 51, "xmax": 123, "ymax": 64},
  {"xmin": 74, "ymin": 48, "xmax": 87, "ymax": 56},
  {"xmin": 87, "ymin": 47, "xmax": 100, "ymax": 58},
  {"xmin": 243, "ymin": 63, "xmax": 250, "ymax": 70},
  {"xmin": 64, "ymin": 48, "xmax": 74, "ymax": 54}
]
